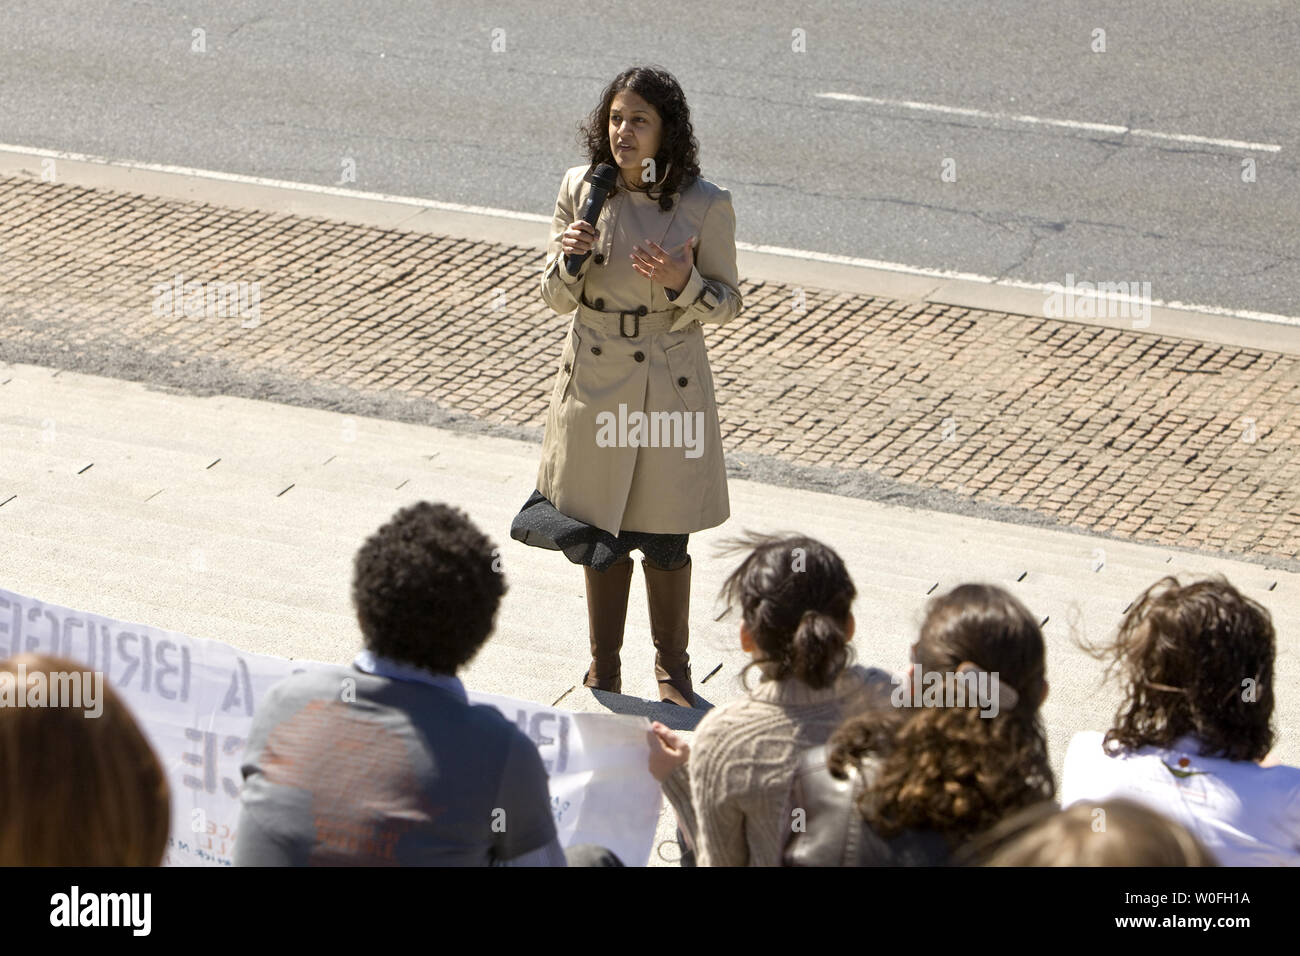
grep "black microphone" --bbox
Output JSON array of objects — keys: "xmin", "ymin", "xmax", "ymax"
[{"xmin": 564, "ymin": 163, "xmax": 618, "ymax": 276}]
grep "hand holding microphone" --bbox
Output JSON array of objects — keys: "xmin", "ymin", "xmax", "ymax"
[
  {"xmin": 563, "ymin": 163, "xmax": 618, "ymax": 275},
  {"xmin": 561, "ymin": 221, "xmax": 600, "ymax": 259}
]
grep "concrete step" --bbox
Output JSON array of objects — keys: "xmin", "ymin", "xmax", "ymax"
[
  {"xmin": 0, "ymin": 539, "xmax": 584, "ymax": 709},
  {"xmin": 0, "ymin": 495, "xmax": 347, "ymax": 607},
  {"xmin": 723, "ymin": 481, "xmax": 1293, "ymax": 605},
  {"xmin": 9, "ymin": 464, "xmax": 1296, "ymax": 661},
  {"xmin": 0, "ymin": 476, "xmax": 739, "ymax": 700},
  {"xmin": 1, "ymin": 368, "xmax": 1251, "ymax": 568},
  {"xmin": 0, "ymin": 447, "xmax": 1115, "ymax": 614},
  {"xmin": 10, "ymin": 370, "xmax": 1292, "ymax": 606}
]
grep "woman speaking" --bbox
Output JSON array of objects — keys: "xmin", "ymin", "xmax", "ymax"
[{"xmin": 511, "ymin": 66, "xmax": 743, "ymax": 708}]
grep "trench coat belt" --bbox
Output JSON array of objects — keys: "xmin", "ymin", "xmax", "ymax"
[{"xmin": 575, "ymin": 300, "xmax": 679, "ymax": 337}]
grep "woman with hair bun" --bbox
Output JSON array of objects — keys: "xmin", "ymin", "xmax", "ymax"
[{"xmin": 646, "ymin": 532, "xmax": 892, "ymax": 866}]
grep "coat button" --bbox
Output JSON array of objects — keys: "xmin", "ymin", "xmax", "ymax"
[
  {"xmin": 591, "ymin": 346, "xmax": 601, "ymax": 355},
  {"xmin": 593, "ymin": 297, "xmax": 605, "ymax": 310},
  {"xmin": 634, "ymin": 351, "xmax": 645, "ymax": 362},
  {"xmin": 678, "ymin": 376, "xmax": 688, "ymax": 387},
  {"xmin": 636, "ymin": 305, "xmax": 647, "ymax": 316},
  {"xmin": 593, "ymin": 253, "xmax": 605, "ymax": 264}
]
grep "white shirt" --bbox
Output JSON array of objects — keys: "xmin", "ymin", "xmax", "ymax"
[
  {"xmin": 351, "ymin": 650, "xmax": 468, "ymax": 702},
  {"xmin": 1060, "ymin": 731, "xmax": 1300, "ymax": 866}
]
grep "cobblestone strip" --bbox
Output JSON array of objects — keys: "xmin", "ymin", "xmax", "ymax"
[{"xmin": 1, "ymin": 175, "xmax": 1296, "ymax": 561}]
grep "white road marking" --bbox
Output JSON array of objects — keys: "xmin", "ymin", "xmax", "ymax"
[
  {"xmin": 3, "ymin": 143, "xmax": 1296, "ymax": 327},
  {"xmin": 815, "ymin": 92, "xmax": 1284, "ymax": 153}
]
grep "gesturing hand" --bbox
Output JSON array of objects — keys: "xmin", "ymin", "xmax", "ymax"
[{"xmin": 631, "ymin": 236, "xmax": 697, "ymax": 295}]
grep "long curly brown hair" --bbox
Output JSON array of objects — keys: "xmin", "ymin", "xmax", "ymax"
[
  {"xmin": 827, "ymin": 584, "xmax": 1054, "ymax": 844},
  {"xmin": 1087, "ymin": 575, "xmax": 1275, "ymax": 762},
  {"xmin": 579, "ymin": 65, "xmax": 701, "ymax": 212}
]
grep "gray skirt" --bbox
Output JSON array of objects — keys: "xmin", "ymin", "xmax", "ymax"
[{"xmin": 510, "ymin": 489, "xmax": 689, "ymax": 572}]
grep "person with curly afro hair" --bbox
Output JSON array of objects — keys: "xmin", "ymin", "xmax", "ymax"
[
  {"xmin": 351, "ymin": 500, "xmax": 506, "ymax": 674},
  {"xmin": 236, "ymin": 502, "xmax": 601, "ymax": 866}
]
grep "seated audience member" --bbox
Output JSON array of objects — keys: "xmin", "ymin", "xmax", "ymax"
[
  {"xmin": 235, "ymin": 502, "xmax": 576, "ymax": 866},
  {"xmin": 647, "ymin": 532, "xmax": 893, "ymax": 866},
  {"xmin": 782, "ymin": 584, "xmax": 1054, "ymax": 866},
  {"xmin": 1060, "ymin": 575, "xmax": 1300, "ymax": 867},
  {"xmin": 0, "ymin": 653, "xmax": 170, "ymax": 865},
  {"xmin": 964, "ymin": 798, "xmax": 1217, "ymax": 866}
]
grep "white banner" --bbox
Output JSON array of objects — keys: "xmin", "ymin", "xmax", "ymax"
[{"xmin": 0, "ymin": 587, "xmax": 662, "ymax": 867}]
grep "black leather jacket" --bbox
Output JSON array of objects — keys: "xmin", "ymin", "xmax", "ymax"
[{"xmin": 780, "ymin": 744, "xmax": 952, "ymax": 867}]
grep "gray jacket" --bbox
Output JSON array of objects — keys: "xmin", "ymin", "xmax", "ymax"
[{"xmin": 781, "ymin": 744, "xmax": 952, "ymax": 867}]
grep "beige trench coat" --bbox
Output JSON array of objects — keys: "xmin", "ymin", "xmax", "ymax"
[{"xmin": 535, "ymin": 165, "xmax": 743, "ymax": 536}]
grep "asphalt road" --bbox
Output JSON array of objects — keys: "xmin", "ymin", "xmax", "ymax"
[{"xmin": 2, "ymin": 0, "xmax": 1297, "ymax": 316}]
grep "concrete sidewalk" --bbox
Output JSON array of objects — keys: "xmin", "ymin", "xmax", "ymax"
[{"xmin": 2, "ymin": 362, "xmax": 1297, "ymax": 864}]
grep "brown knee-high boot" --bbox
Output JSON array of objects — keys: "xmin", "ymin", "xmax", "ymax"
[
  {"xmin": 582, "ymin": 555, "xmax": 634, "ymax": 693},
  {"xmin": 642, "ymin": 555, "xmax": 695, "ymax": 707}
]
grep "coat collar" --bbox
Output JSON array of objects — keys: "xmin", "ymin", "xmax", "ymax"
[
  {"xmin": 584, "ymin": 163, "xmax": 697, "ymax": 207},
  {"xmin": 583, "ymin": 168, "xmax": 697, "ymax": 262}
]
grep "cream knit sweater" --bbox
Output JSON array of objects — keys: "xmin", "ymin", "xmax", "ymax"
[{"xmin": 660, "ymin": 663, "xmax": 894, "ymax": 867}]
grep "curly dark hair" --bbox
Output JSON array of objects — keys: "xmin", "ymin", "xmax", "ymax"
[
  {"xmin": 827, "ymin": 584, "xmax": 1054, "ymax": 844},
  {"xmin": 350, "ymin": 502, "xmax": 507, "ymax": 674},
  {"xmin": 1087, "ymin": 575, "xmax": 1275, "ymax": 762},
  {"xmin": 713, "ymin": 531, "xmax": 856, "ymax": 690},
  {"xmin": 579, "ymin": 65, "xmax": 701, "ymax": 212}
]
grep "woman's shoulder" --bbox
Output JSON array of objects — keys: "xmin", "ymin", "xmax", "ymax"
[
  {"xmin": 844, "ymin": 662, "xmax": 895, "ymax": 692},
  {"xmin": 560, "ymin": 164, "xmax": 616, "ymax": 198},
  {"xmin": 679, "ymin": 173, "xmax": 731, "ymax": 206},
  {"xmin": 693, "ymin": 667, "xmax": 870, "ymax": 745},
  {"xmin": 1062, "ymin": 731, "xmax": 1300, "ymax": 807},
  {"xmin": 832, "ymin": 664, "xmax": 897, "ymax": 714},
  {"xmin": 561, "ymin": 164, "xmax": 591, "ymax": 191},
  {"xmin": 691, "ymin": 693, "xmax": 782, "ymax": 754},
  {"xmin": 696, "ymin": 693, "xmax": 768, "ymax": 731}
]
